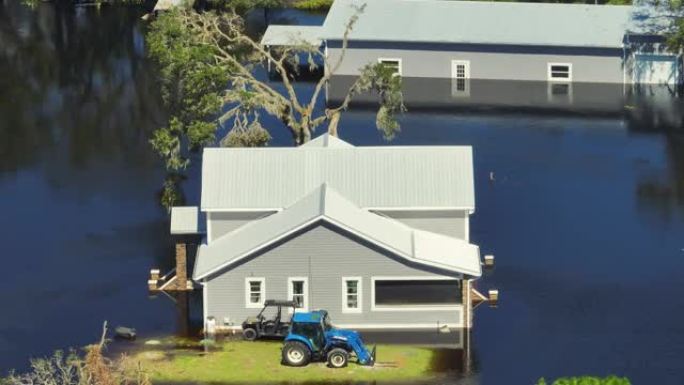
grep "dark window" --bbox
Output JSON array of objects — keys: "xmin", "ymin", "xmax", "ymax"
[
  {"xmin": 549, "ymin": 65, "xmax": 570, "ymax": 79},
  {"xmin": 374, "ymin": 280, "xmax": 462, "ymax": 306},
  {"xmin": 291, "ymin": 322, "xmax": 325, "ymax": 351}
]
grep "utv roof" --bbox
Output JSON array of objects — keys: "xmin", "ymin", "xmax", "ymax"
[{"xmin": 264, "ymin": 300, "xmax": 297, "ymax": 307}]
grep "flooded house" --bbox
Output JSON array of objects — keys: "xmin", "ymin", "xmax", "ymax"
[
  {"xmin": 168, "ymin": 135, "xmax": 485, "ymax": 332},
  {"xmin": 264, "ymin": 0, "xmax": 683, "ymax": 113}
]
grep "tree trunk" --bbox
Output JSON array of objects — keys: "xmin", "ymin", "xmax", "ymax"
[{"xmin": 327, "ymin": 111, "xmax": 341, "ymax": 137}]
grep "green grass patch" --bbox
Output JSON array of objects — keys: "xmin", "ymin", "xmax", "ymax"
[
  {"xmin": 537, "ymin": 376, "xmax": 631, "ymax": 385},
  {"xmin": 130, "ymin": 340, "xmax": 437, "ymax": 384},
  {"xmin": 292, "ymin": 0, "xmax": 333, "ymax": 11}
]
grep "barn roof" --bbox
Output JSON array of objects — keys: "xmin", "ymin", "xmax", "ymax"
[
  {"xmin": 193, "ymin": 184, "xmax": 482, "ymax": 280},
  {"xmin": 260, "ymin": 25, "xmax": 323, "ymax": 47},
  {"xmin": 201, "ymin": 134, "xmax": 474, "ymax": 211},
  {"xmin": 322, "ymin": 0, "xmax": 634, "ymax": 49}
]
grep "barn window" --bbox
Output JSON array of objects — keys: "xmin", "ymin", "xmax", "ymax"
[
  {"xmin": 245, "ymin": 277, "xmax": 265, "ymax": 308},
  {"xmin": 372, "ymin": 278, "xmax": 462, "ymax": 310},
  {"xmin": 378, "ymin": 58, "xmax": 402, "ymax": 76},
  {"xmin": 548, "ymin": 63, "xmax": 572, "ymax": 81}
]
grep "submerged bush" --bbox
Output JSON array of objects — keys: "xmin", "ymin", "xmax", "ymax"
[
  {"xmin": 293, "ymin": 0, "xmax": 333, "ymax": 11},
  {"xmin": 537, "ymin": 376, "xmax": 631, "ymax": 385}
]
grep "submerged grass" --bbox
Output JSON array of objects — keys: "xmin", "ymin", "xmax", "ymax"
[{"xmin": 128, "ymin": 340, "xmax": 435, "ymax": 384}]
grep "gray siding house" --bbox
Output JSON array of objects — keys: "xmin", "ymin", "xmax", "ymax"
[
  {"xmin": 188, "ymin": 135, "xmax": 483, "ymax": 331},
  {"xmin": 263, "ymin": 0, "xmax": 682, "ymax": 86}
]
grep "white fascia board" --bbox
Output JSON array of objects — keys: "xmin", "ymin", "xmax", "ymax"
[
  {"xmin": 364, "ymin": 206, "xmax": 475, "ymax": 212},
  {"xmin": 202, "ymin": 207, "xmax": 283, "ymax": 212}
]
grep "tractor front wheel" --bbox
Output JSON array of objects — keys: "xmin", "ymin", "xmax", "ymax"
[
  {"xmin": 326, "ymin": 348, "xmax": 349, "ymax": 368},
  {"xmin": 242, "ymin": 327, "xmax": 258, "ymax": 341},
  {"xmin": 282, "ymin": 341, "xmax": 311, "ymax": 367}
]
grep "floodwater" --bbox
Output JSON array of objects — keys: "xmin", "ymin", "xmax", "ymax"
[{"xmin": 2, "ymin": 3, "xmax": 684, "ymax": 385}]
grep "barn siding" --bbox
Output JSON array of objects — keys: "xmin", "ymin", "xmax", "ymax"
[
  {"xmin": 208, "ymin": 211, "xmax": 276, "ymax": 243},
  {"xmin": 374, "ymin": 210, "xmax": 469, "ymax": 240},
  {"xmin": 327, "ymin": 45, "xmax": 624, "ymax": 83},
  {"xmin": 204, "ymin": 224, "xmax": 464, "ymax": 329}
]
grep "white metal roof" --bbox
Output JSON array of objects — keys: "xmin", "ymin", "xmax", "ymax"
[
  {"xmin": 322, "ymin": 0, "xmax": 633, "ymax": 49},
  {"xmin": 201, "ymin": 134, "xmax": 474, "ymax": 211},
  {"xmin": 260, "ymin": 25, "xmax": 323, "ymax": 46},
  {"xmin": 193, "ymin": 184, "xmax": 481, "ymax": 280},
  {"xmin": 170, "ymin": 206, "xmax": 199, "ymax": 234}
]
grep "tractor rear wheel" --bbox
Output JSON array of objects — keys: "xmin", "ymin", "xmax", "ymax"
[
  {"xmin": 242, "ymin": 327, "xmax": 258, "ymax": 341},
  {"xmin": 326, "ymin": 348, "xmax": 349, "ymax": 368},
  {"xmin": 282, "ymin": 341, "xmax": 311, "ymax": 367}
]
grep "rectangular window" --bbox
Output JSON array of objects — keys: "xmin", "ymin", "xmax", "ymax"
[
  {"xmin": 378, "ymin": 58, "xmax": 402, "ymax": 77},
  {"xmin": 245, "ymin": 278, "xmax": 265, "ymax": 308},
  {"xmin": 451, "ymin": 60, "xmax": 470, "ymax": 97},
  {"xmin": 548, "ymin": 63, "xmax": 572, "ymax": 82},
  {"xmin": 287, "ymin": 277, "xmax": 308, "ymax": 312},
  {"xmin": 342, "ymin": 277, "xmax": 362, "ymax": 313},
  {"xmin": 372, "ymin": 278, "xmax": 462, "ymax": 310}
]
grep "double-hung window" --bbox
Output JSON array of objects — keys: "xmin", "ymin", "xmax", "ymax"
[
  {"xmin": 245, "ymin": 277, "xmax": 265, "ymax": 308},
  {"xmin": 342, "ymin": 277, "xmax": 362, "ymax": 313},
  {"xmin": 288, "ymin": 277, "xmax": 308, "ymax": 311},
  {"xmin": 378, "ymin": 58, "xmax": 402, "ymax": 77},
  {"xmin": 548, "ymin": 63, "xmax": 572, "ymax": 82}
]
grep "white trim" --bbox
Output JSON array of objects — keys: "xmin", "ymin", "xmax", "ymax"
[
  {"xmin": 451, "ymin": 60, "xmax": 470, "ymax": 79},
  {"xmin": 202, "ymin": 280, "xmax": 208, "ymax": 329},
  {"xmin": 215, "ymin": 323, "xmax": 462, "ymax": 334},
  {"xmin": 547, "ymin": 62, "xmax": 572, "ymax": 82},
  {"xmin": 371, "ymin": 276, "xmax": 463, "ymax": 312},
  {"xmin": 378, "ymin": 57, "xmax": 402, "ymax": 76},
  {"xmin": 206, "ymin": 212, "xmax": 213, "ymax": 243},
  {"xmin": 342, "ymin": 277, "xmax": 363, "ymax": 314},
  {"xmin": 334, "ymin": 322, "xmax": 463, "ymax": 330},
  {"xmin": 464, "ymin": 216, "xmax": 470, "ymax": 242},
  {"xmin": 364, "ymin": 206, "xmax": 474, "ymax": 212},
  {"xmin": 245, "ymin": 277, "xmax": 266, "ymax": 308},
  {"xmin": 206, "ymin": 206, "xmax": 473, "ymax": 212},
  {"xmin": 287, "ymin": 277, "xmax": 309, "ymax": 312},
  {"xmin": 195, "ymin": 215, "xmax": 481, "ymax": 280},
  {"xmin": 203, "ymin": 208, "xmax": 283, "ymax": 213}
]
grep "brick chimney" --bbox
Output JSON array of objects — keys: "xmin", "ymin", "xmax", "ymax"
[{"xmin": 175, "ymin": 243, "xmax": 187, "ymax": 289}]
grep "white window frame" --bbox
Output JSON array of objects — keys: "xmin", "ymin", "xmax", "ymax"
[
  {"xmin": 378, "ymin": 58, "xmax": 402, "ymax": 77},
  {"xmin": 245, "ymin": 277, "xmax": 265, "ymax": 308},
  {"xmin": 370, "ymin": 276, "xmax": 462, "ymax": 312},
  {"xmin": 287, "ymin": 277, "xmax": 309, "ymax": 312},
  {"xmin": 547, "ymin": 62, "xmax": 572, "ymax": 82},
  {"xmin": 342, "ymin": 277, "xmax": 363, "ymax": 314},
  {"xmin": 451, "ymin": 60, "xmax": 470, "ymax": 79},
  {"xmin": 451, "ymin": 60, "xmax": 471, "ymax": 97}
]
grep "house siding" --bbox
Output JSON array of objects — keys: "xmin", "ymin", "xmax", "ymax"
[
  {"xmin": 204, "ymin": 224, "xmax": 464, "ymax": 329},
  {"xmin": 374, "ymin": 210, "xmax": 469, "ymax": 240},
  {"xmin": 327, "ymin": 45, "xmax": 625, "ymax": 83},
  {"xmin": 208, "ymin": 211, "xmax": 276, "ymax": 242}
]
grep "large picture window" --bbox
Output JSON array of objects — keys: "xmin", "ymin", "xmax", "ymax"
[
  {"xmin": 245, "ymin": 277, "xmax": 265, "ymax": 308},
  {"xmin": 372, "ymin": 278, "xmax": 461, "ymax": 310}
]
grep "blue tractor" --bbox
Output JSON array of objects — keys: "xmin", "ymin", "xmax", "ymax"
[{"xmin": 281, "ymin": 310, "xmax": 376, "ymax": 368}]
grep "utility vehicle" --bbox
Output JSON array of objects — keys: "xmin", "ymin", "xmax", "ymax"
[
  {"xmin": 242, "ymin": 300, "xmax": 297, "ymax": 341},
  {"xmin": 281, "ymin": 310, "xmax": 376, "ymax": 368}
]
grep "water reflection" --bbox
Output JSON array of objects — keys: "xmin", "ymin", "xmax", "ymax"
[{"xmin": 0, "ymin": 1, "xmax": 165, "ymax": 178}]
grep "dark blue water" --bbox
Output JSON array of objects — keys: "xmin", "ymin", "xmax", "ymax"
[{"xmin": 2, "ymin": 3, "xmax": 684, "ymax": 385}]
